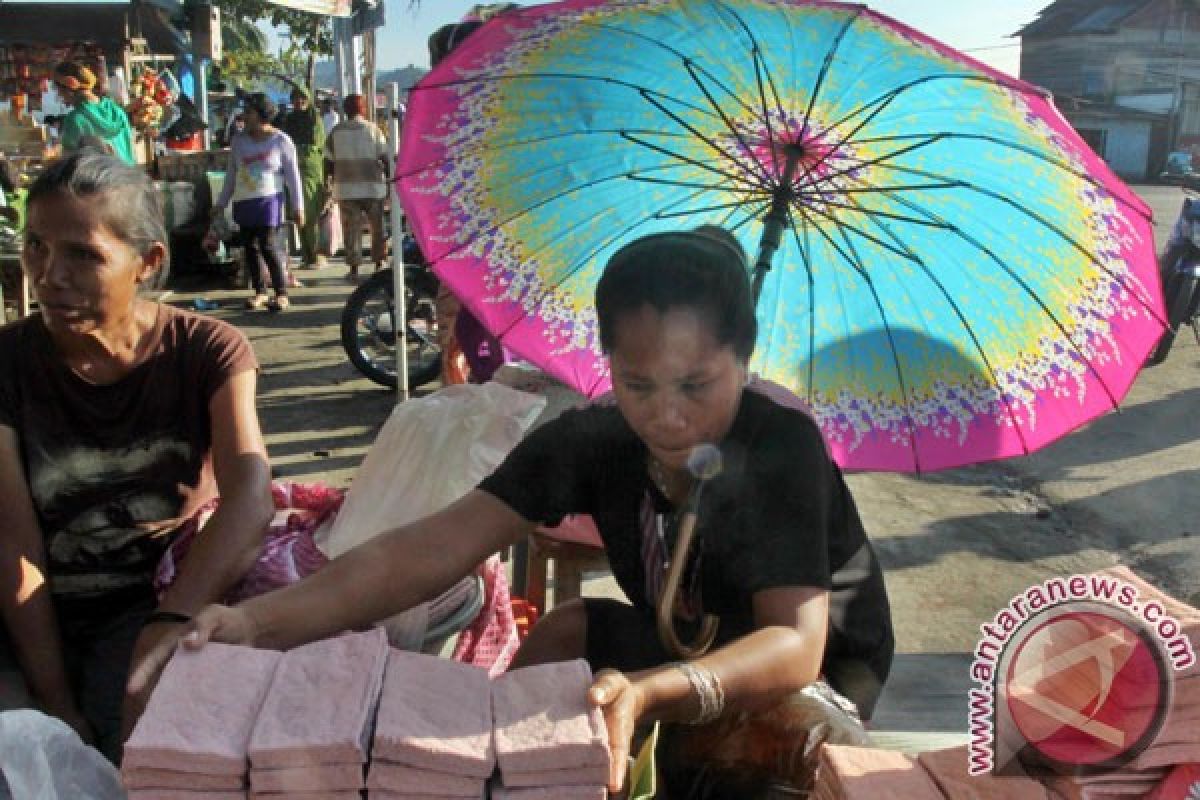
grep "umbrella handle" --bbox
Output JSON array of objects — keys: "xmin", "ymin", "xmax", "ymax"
[{"xmin": 655, "ymin": 508, "xmax": 719, "ymax": 660}]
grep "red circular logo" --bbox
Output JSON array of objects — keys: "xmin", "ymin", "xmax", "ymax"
[{"xmin": 1004, "ymin": 607, "xmax": 1169, "ymax": 769}]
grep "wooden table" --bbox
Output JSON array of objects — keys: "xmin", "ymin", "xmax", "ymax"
[{"xmin": 0, "ymin": 253, "xmax": 31, "ymax": 324}]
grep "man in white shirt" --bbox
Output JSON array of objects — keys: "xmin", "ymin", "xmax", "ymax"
[
  {"xmin": 320, "ymin": 96, "xmax": 341, "ymax": 138},
  {"xmin": 324, "ymin": 94, "xmax": 390, "ymax": 281}
]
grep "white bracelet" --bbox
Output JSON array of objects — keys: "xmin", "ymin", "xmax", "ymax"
[{"xmin": 675, "ymin": 661, "xmax": 725, "ymax": 725}]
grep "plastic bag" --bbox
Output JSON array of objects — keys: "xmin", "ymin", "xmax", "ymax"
[
  {"xmin": 316, "ymin": 382, "xmax": 546, "ymax": 558},
  {"xmin": 0, "ymin": 710, "xmax": 124, "ymax": 800}
]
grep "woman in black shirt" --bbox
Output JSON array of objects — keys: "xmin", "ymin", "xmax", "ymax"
[{"xmin": 145, "ymin": 226, "xmax": 894, "ymax": 797}]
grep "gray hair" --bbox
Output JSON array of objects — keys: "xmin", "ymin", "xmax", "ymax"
[{"xmin": 27, "ymin": 151, "xmax": 168, "ymax": 263}]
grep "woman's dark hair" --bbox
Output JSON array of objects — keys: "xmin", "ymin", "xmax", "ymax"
[
  {"xmin": 595, "ymin": 226, "xmax": 757, "ymax": 362},
  {"xmin": 0, "ymin": 157, "xmax": 17, "ymax": 194},
  {"xmin": 27, "ymin": 151, "xmax": 167, "ymax": 261},
  {"xmin": 243, "ymin": 92, "xmax": 276, "ymax": 122}
]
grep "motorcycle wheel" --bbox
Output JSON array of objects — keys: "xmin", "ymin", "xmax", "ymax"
[
  {"xmin": 1147, "ymin": 269, "xmax": 1199, "ymax": 366},
  {"xmin": 340, "ymin": 267, "xmax": 442, "ymax": 389}
]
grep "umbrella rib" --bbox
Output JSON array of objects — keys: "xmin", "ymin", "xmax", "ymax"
[
  {"xmin": 870, "ymin": 178, "xmax": 1126, "ymax": 411},
  {"xmin": 788, "ymin": 200, "xmax": 924, "ymax": 264},
  {"xmin": 795, "ymin": 196, "xmax": 955, "ymax": 230},
  {"xmin": 627, "ymin": 173, "xmax": 760, "ymax": 193},
  {"xmin": 621, "ymin": 131, "xmax": 771, "ymax": 194},
  {"xmin": 874, "ymin": 159, "xmax": 1158, "ymax": 324},
  {"xmin": 840, "ymin": 191, "xmax": 1033, "ymax": 454},
  {"xmin": 786, "ymin": 200, "xmax": 924, "ymax": 472},
  {"xmin": 677, "ymin": 57, "xmax": 777, "ymax": 189},
  {"xmin": 632, "ymin": 92, "xmax": 775, "ymax": 192}
]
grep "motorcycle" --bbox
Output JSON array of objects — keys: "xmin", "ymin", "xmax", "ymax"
[
  {"xmin": 1147, "ymin": 177, "xmax": 1200, "ymax": 366},
  {"xmin": 340, "ymin": 235, "xmax": 443, "ymax": 389}
]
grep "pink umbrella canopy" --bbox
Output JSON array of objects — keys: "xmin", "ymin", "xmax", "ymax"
[{"xmin": 398, "ymin": 0, "xmax": 1165, "ymax": 472}]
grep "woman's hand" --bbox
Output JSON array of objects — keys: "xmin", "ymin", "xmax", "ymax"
[
  {"xmin": 122, "ymin": 621, "xmax": 190, "ymax": 739},
  {"xmin": 588, "ymin": 669, "xmax": 646, "ymax": 794},
  {"xmin": 124, "ymin": 605, "xmax": 256, "ymax": 701}
]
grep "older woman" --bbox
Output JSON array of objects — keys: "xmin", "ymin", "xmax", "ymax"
[
  {"xmin": 53, "ymin": 61, "xmax": 136, "ymax": 165},
  {"xmin": 0, "ymin": 152, "xmax": 274, "ymax": 762},
  {"xmin": 141, "ymin": 226, "xmax": 893, "ymax": 796}
]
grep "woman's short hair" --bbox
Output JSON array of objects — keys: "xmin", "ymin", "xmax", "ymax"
[
  {"xmin": 53, "ymin": 60, "xmax": 97, "ymax": 92},
  {"xmin": 28, "ymin": 151, "xmax": 167, "ymax": 262},
  {"xmin": 595, "ymin": 226, "xmax": 757, "ymax": 362},
  {"xmin": 243, "ymin": 92, "xmax": 276, "ymax": 122},
  {"xmin": 343, "ymin": 93, "xmax": 368, "ymax": 118}
]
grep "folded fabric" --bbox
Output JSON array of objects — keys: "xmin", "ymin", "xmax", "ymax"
[
  {"xmin": 1145, "ymin": 763, "xmax": 1200, "ymax": 800},
  {"xmin": 249, "ymin": 629, "xmax": 388, "ymax": 768},
  {"xmin": 499, "ymin": 762, "xmax": 610, "ymax": 788},
  {"xmin": 247, "ymin": 792, "xmax": 359, "ymax": 800},
  {"xmin": 127, "ymin": 791, "xmax": 246, "ymax": 800},
  {"xmin": 917, "ymin": 745, "xmax": 1055, "ymax": 799},
  {"xmin": 123, "ymin": 643, "xmax": 282, "ymax": 775},
  {"xmin": 366, "ymin": 761, "xmax": 484, "ymax": 796},
  {"xmin": 248, "ymin": 762, "xmax": 364, "ymax": 793},
  {"xmin": 813, "ymin": 744, "xmax": 943, "ymax": 800},
  {"xmin": 123, "ymin": 767, "xmax": 247, "ymax": 790},
  {"xmin": 490, "ymin": 786, "xmax": 606, "ymax": 800},
  {"xmin": 372, "ymin": 650, "xmax": 495, "ymax": 778},
  {"xmin": 491, "ymin": 659, "xmax": 609, "ymax": 775}
]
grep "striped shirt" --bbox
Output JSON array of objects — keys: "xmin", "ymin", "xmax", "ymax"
[{"xmin": 325, "ymin": 118, "xmax": 391, "ymax": 201}]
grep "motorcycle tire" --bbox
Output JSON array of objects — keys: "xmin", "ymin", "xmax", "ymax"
[
  {"xmin": 340, "ymin": 266, "xmax": 443, "ymax": 389},
  {"xmin": 1147, "ymin": 269, "xmax": 1199, "ymax": 366}
]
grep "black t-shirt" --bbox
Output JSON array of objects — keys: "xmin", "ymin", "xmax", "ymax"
[
  {"xmin": 480, "ymin": 388, "xmax": 894, "ymax": 714},
  {"xmin": 0, "ymin": 305, "xmax": 257, "ymax": 599}
]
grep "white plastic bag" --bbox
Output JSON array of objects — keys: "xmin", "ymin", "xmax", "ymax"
[
  {"xmin": 0, "ymin": 710, "xmax": 124, "ymax": 800},
  {"xmin": 317, "ymin": 382, "xmax": 545, "ymax": 558}
]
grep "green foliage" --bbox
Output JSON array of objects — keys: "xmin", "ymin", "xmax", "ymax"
[{"xmin": 213, "ymin": 0, "xmax": 330, "ymax": 90}]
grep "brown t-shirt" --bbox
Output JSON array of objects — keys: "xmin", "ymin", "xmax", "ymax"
[{"xmin": 0, "ymin": 304, "xmax": 257, "ymax": 598}]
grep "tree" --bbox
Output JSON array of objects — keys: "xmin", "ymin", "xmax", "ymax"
[{"xmin": 213, "ymin": 0, "xmax": 333, "ymax": 89}]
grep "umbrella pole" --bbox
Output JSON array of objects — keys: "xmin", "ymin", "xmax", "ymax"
[
  {"xmin": 751, "ymin": 146, "xmax": 803, "ymax": 304},
  {"xmin": 387, "ymin": 83, "xmax": 410, "ymax": 403}
]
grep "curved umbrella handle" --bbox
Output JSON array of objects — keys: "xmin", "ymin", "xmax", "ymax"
[{"xmin": 656, "ymin": 508, "xmax": 719, "ymax": 660}]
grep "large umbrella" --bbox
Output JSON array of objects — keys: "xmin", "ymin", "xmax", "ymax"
[{"xmin": 397, "ymin": 0, "xmax": 1164, "ymax": 473}]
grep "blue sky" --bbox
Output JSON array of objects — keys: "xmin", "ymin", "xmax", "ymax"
[{"xmin": 371, "ymin": 0, "xmax": 1050, "ymax": 75}]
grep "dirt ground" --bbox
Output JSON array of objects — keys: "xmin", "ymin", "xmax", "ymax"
[{"xmin": 161, "ymin": 184, "xmax": 1200, "ymax": 727}]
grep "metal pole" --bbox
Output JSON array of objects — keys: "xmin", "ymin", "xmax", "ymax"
[
  {"xmin": 387, "ymin": 82, "xmax": 409, "ymax": 403},
  {"xmin": 751, "ymin": 145, "xmax": 803, "ymax": 304}
]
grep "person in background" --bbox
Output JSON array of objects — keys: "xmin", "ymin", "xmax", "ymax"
[
  {"xmin": 135, "ymin": 226, "xmax": 894, "ymax": 797},
  {"xmin": 320, "ymin": 95, "xmax": 340, "ymax": 135},
  {"xmin": 324, "ymin": 94, "xmax": 390, "ymax": 282},
  {"xmin": 0, "ymin": 157, "xmax": 19, "ymax": 226},
  {"xmin": 0, "ymin": 152, "xmax": 273, "ymax": 762},
  {"xmin": 278, "ymin": 86, "xmax": 326, "ymax": 269},
  {"xmin": 52, "ymin": 61, "xmax": 136, "ymax": 165},
  {"xmin": 213, "ymin": 93, "xmax": 304, "ymax": 312}
]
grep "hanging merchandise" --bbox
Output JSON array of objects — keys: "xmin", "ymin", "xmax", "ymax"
[{"xmin": 126, "ymin": 66, "xmax": 176, "ymax": 135}]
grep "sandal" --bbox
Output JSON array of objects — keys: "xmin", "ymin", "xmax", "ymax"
[
  {"xmin": 267, "ymin": 296, "xmax": 290, "ymax": 313},
  {"xmin": 245, "ymin": 293, "xmax": 269, "ymax": 310}
]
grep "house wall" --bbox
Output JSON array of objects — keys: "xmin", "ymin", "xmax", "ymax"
[{"xmin": 1065, "ymin": 114, "xmax": 1154, "ymax": 179}]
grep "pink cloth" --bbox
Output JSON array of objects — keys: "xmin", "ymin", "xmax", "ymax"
[
  {"xmin": 916, "ymin": 745, "xmax": 1054, "ymax": 799},
  {"xmin": 156, "ymin": 481, "xmax": 341, "ymax": 603},
  {"xmin": 500, "ymin": 763, "xmax": 610, "ymax": 788},
  {"xmin": 248, "ymin": 629, "xmax": 388, "ymax": 768},
  {"xmin": 491, "ymin": 659, "xmax": 610, "ymax": 776},
  {"xmin": 123, "ymin": 643, "xmax": 282, "ymax": 776},
  {"xmin": 127, "ymin": 791, "xmax": 246, "ymax": 800},
  {"xmin": 491, "ymin": 787, "xmax": 606, "ymax": 800},
  {"xmin": 812, "ymin": 745, "xmax": 942, "ymax": 800},
  {"xmin": 366, "ymin": 762, "xmax": 484, "ymax": 796},
  {"xmin": 248, "ymin": 763, "xmax": 364, "ymax": 792},
  {"xmin": 123, "ymin": 768, "xmax": 246, "ymax": 790},
  {"xmin": 248, "ymin": 793, "xmax": 359, "ymax": 800},
  {"xmin": 1145, "ymin": 763, "xmax": 1200, "ymax": 800},
  {"xmin": 372, "ymin": 650, "xmax": 495, "ymax": 778},
  {"xmin": 452, "ymin": 553, "xmax": 521, "ymax": 676}
]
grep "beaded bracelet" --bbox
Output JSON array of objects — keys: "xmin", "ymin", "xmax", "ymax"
[
  {"xmin": 141, "ymin": 610, "xmax": 193, "ymax": 628},
  {"xmin": 674, "ymin": 661, "xmax": 725, "ymax": 725}
]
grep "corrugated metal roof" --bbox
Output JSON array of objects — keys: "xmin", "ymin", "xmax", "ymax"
[
  {"xmin": 0, "ymin": 2, "xmax": 181, "ymax": 59},
  {"xmin": 1017, "ymin": 0, "xmax": 1152, "ymax": 38}
]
